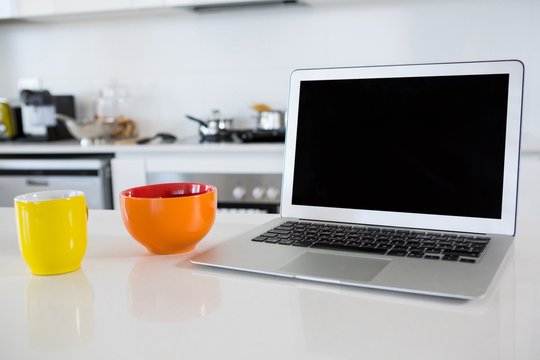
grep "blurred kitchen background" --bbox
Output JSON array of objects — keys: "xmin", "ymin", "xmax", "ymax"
[{"xmin": 0, "ymin": 0, "xmax": 539, "ymax": 144}]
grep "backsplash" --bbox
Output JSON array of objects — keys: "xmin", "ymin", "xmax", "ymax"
[{"xmin": 0, "ymin": 0, "xmax": 539, "ymax": 142}]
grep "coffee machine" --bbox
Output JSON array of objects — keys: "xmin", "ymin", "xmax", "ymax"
[{"xmin": 19, "ymin": 89, "xmax": 75, "ymax": 141}]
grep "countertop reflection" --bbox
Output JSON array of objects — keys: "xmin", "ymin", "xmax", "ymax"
[
  {"xmin": 128, "ymin": 254, "xmax": 220, "ymax": 323},
  {"xmin": 26, "ymin": 270, "xmax": 94, "ymax": 352}
]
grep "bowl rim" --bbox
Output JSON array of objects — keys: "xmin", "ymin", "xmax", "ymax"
[{"xmin": 120, "ymin": 182, "xmax": 217, "ymax": 200}]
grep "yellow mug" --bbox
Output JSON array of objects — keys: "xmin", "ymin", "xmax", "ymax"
[{"xmin": 14, "ymin": 190, "xmax": 88, "ymax": 276}]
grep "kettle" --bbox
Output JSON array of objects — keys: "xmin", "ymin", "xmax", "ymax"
[{"xmin": 0, "ymin": 99, "xmax": 17, "ymax": 140}]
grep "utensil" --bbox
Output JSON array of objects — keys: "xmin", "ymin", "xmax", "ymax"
[
  {"xmin": 56, "ymin": 113, "xmax": 118, "ymax": 145},
  {"xmin": 136, "ymin": 132, "xmax": 177, "ymax": 144},
  {"xmin": 186, "ymin": 110, "xmax": 233, "ymax": 137},
  {"xmin": 250, "ymin": 103, "xmax": 286, "ymax": 131},
  {"xmin": 257, "ymin": 110, "xmax": 286, "ymax": 131}
]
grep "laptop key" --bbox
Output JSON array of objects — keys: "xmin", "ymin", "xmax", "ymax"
[
  {"xmin": 310, "ymin": 242, "xmax": 388, "ymax": 255},
  {"xmin": 268, "ymin": 229, "xmax": 291, "ymax": 235},
  {"xmin": 252, "ymin": 236, "xmax": 268, "ymax": 242},
  {"xmin": 443, "ymin": 250, "xmax": 481, "ymax": 258},
  {"xmin": 277, "ymin": 239, "xmax": 295, "ymax": 245},
  {"xmin": 351, "ymin": 245, "xmax": 388, "ymax": 254},
  {"xmin": 387, "ymin": 249, "xmax": 407, "ymax": 256}
]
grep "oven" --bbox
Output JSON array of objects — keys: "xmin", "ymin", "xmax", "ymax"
[
  {"xmin": 134, "ymin": 123, "xmax": 285, "ymax": 214},
  {"xmin": 147, "ymin": 172, "xmax": 282, "ymax": 214}
]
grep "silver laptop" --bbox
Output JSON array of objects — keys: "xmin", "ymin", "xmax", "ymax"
[{"xmin": 191, "ymin": 60, "xmax": 524, "ymax": 300}]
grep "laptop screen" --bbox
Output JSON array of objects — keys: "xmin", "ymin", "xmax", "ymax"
[
  {"xmin": 292, "ymin": 74, "xmax": 509, "ymax": 219},
  {"xmin": 281, "ymin": 61, "xmax": 524, "ymax": 235}
]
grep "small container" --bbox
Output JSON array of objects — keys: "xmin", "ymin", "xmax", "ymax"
[
  {"xmin": 257, "ymin": 110, "xmax": 285, "ymax": 131},
  {"xmin": 0, "ymin": 99, "xmax": 17, "ymax": 139},
  {"xmin": 96, "ymin": 84, "xmax": 128, "ymax": 122}
]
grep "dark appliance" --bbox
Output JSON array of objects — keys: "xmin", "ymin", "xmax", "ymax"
[
  {"xmin": 235, "ymin": 128, "xmax": 285, "ymax": 143},
  {"xmin": 195, "ymin": 128, "xmax": 285, "ymax": 143},
  {"xmin": 18, "ymin": 90, "xmax": 75, "ymax": 141}
]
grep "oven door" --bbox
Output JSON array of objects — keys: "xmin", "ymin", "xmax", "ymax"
[
  {"xmin": 0, "ymin": 158, "xmax": 113, "ymax": 209},
  {"xmin": 147, "ymin": 173, "xmax": 281, "ymax": 214}
]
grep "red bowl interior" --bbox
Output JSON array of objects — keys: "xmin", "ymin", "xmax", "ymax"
[{"xmin": 121, "ymin": 182, "xmax": 215, "ymax": 199}]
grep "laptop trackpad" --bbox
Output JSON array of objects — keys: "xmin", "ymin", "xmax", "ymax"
[{"xmin": 279, "ymin": 251, "xmax": 390, "ymax": 283}]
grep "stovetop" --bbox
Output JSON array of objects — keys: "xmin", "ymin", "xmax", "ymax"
[
  {"xmin": 128, "ymin": 128, "xmax": 285, "ymax": 146},
  {"xmin": 199, "ymin": 129, "xmax": 285, "ymax": 144}
]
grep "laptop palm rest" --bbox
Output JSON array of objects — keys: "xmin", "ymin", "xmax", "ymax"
[{"xmin": 279, "ymin": 251, "xmax": 390, "ymax": 283}]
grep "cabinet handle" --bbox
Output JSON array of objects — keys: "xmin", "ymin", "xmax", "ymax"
[{"xmin": 26, "ymin": 179, "xmax": 49, "ymax": 187}]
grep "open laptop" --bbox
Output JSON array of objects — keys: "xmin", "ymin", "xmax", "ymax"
[{"xmin": 191, "ymin": 59, "xmax": 524, "ymax": 300}]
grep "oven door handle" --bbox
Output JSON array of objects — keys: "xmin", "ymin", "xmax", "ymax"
[{"xmin": 26, "ymin": 179, "xmax": 50, "ymax": 187}]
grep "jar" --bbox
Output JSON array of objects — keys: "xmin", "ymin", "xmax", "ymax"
[{"xmin": 96, "ymin": 84, "xmax": 128, "ymax": 122}]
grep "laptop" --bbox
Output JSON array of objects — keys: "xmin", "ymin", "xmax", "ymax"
[{"xmin": 191, "ymin": 59, "xmax": 524, "ymax": 300}]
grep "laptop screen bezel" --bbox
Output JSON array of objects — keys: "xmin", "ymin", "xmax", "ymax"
[{"xmin": 281, "ymin": 60, "xmax": 524, "ymax": 235}]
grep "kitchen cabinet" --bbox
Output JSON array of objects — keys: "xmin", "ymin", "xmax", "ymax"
[
  {"xmin": 111, "ymin": 143, "xmax": 284, "ymax": 209},
  {"xmin": 0, "ymin": 0, "xmax": 14, "ymax": 19},
  {"xmin": 163, "ymin": 0, "xmax": 298, "ymax": 9},
  {"xmin": 0, "ymin": 141, "xmax": 285, "ymax": 210},
  {"xmin": 11, "ymin": 0, "xmax": 163, "ymax": 18},
  {"xmin": 3, "ymin": 0, "xmax": 320, "ymax": 20}
]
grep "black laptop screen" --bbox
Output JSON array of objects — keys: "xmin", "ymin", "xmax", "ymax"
[{"xmin": 292, "ymin": 73, "xmax": 509, "ymax": 219}]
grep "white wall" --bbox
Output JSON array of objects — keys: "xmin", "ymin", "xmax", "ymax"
[{"xmin": 0, "ymin": 0, "xmax": 539, "ymax": 145}]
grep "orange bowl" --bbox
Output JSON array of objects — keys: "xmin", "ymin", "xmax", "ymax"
[{"xmin": 119, "ymin": 182, "xmax": 217, "ymax": 255}]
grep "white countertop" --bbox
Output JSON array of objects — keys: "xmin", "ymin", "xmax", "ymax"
[
  {"xmin": 1, "ymin": 155, "xmax": 540, "ymax": 360},
  {"xmin": 0, "ymin": 131, "xmax": 538, "ymax": 155},
  {"xmin": 0, "ymin": 138, "xmax": 285, "ymax": 155}
]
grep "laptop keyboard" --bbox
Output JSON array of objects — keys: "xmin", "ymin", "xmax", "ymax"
[{"xmin": 252, "ymin": 221, "xmax": 491, "ymax": 263}]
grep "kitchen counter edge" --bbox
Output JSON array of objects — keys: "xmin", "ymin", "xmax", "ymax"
[{"xmin": 0, "ymin": 141, "xmax": 285, "ymax": 155}]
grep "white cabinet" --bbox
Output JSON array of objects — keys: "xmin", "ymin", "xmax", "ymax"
[
  {"xmin": 9, "ymin": 0, "xmax": 304, "ymax": 18},
  {"xmin": 0, "ymin": 0, "xmax": 14, "ymax": 19},
  {"xmin": 111, "ymin": 144, "xmax": 284, "ymax": 209},
  {"xmin": 132, "ymin": 0, "xmax": 164, "ymax": 9},
  {"xmin": 162, "ymin": 0, "xmax": 195, "ymax": 6},
  {"xmin": 163, "ymin": 0, "xmax": 290, "ymax": 5},
  {"xmin": 13, "ymin": 0, "xmax": 163, "ymax": 18}
]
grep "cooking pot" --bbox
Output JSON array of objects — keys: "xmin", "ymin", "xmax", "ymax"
[
  {"xmin": 186, "ymin": 110, "xmax": 233, "ymax": 137},
  {"xmin": 257, "ymin": 110, "xmax": 285, "ymax": 131}
]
